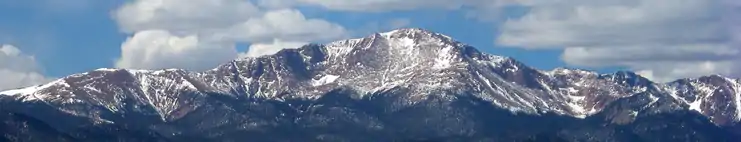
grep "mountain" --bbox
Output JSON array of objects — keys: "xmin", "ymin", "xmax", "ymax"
[{"xmin": 1, "ymin": 28, "xmax": 740, "ymax": 141}]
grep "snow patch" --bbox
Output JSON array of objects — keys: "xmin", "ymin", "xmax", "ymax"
[
  {"xmin": 1, "ymin": 78, "xmax": 68, "ymax": 101},
  {"xmin": 325, "ymin": 38, "xmax": 362, "ymax": 59},
  {"xmin": 128, "ymin": 69, "xmax": 152, "ymax": 74},
  {"xmin": 379, "ymin": 29, "xmax": 401, "ymax": 37},
  {"xmin": 433, "ymin": 46, "xmax": 454, "ymax": 69},
  {"xmin": 394, "ymin": 36, "xmax": 415, "ymax": 47},
  {"xmin": 566, "ymin": 95, "xmax": 589, "ymax": 118},
  {"xmin": 647, "ymin": 94, "xmax": 660, "ymax": 106},
  {"xmin": 687, "ymin": 81, "xmax": 715, "ymax": 114},
  {"xmin": 566, "ymin": 87, "xmax": 579, "ymax": 94},
  {"xmin": 489, "ymin": 56, "xmax": 507, "ymax": 65},
  {"xmin": 0, "ymin": 85, "xmax": 40, "ymax": 96},
  {"xmin": 689, "ymin": 98, "xmax": 704, "ymax": 113},
  {"xmin": 313, "ymin": 75, "xmax": 340, "ymax": 86},
  {"xmin": 95, "ymin": 68, "xmax": 120, "ymax": 72},
  {"xmin": 569, "ymin": 95, "xmax": 586, "ymax": 102},
  {"xmin": 629, "ymin": 110, "xmax": 639, "ymax": 117}
]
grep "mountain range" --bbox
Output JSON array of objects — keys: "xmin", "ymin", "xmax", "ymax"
[{"xmin": 1, "ymin": 28, "xmax": 740, "ymax": 142}]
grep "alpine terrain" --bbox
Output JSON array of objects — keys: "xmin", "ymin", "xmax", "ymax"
[{"xmin": 1, "ymin": 28, "xmax": 740, "ymax": 142}]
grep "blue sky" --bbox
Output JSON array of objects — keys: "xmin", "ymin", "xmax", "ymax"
[
  {"xmin": 0, "ymin": 1, "xmax": 125, "ymax": 77},
  {"xmin": 0, "ymin": 0, "xmax": 737, "ymax": 90}
]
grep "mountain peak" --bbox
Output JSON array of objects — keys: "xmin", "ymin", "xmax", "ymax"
[{"xmin": 317, "ymin": 28, "xmax": 471, "ymax": 66}]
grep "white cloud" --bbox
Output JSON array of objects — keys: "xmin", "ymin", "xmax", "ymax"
[
  {"xmin": 216, "ymin": 9, "xmax": 347, "ymax": 43},
  {"xmin": 113, "ymin": 0, "xmax": 348, "ymax": 71},
  {"xmin": 256, "ymin": 0, "xmax": 298, "ymax": 9},
  {"xmin": 0, "ymin": 45, "xmax": 40, "ymax": 73},
  {"xmin": 296, "ymin": 0, "xmax": 501, "ymax": 12},
  {"xmin": 114, "ymin": 30, "xmax": 238, "ymax": 71},
  {"xmin": 0, "ymin": 45, "xmax": 53, "ymax": 91},
  {"xmin": 239, "ymin": 39, "xmax": 308, "ymax": 58},
  {"xmin": 498, "ymin": 0, "xmax": 727, "ymax": 49},
  {"xmin": 726, "ymin": 0, "xmax": 741, "ymax": 77},
  {"xmin": 561, "ymin": 45, "xmax": 739, "ymax": 67},
  {"xmin": 493, "ymin": 0, "xmax": 739, "ymax": 81},
  {"xmin": 114, "ymin": 0, "xmax": 261, "ymax": 33},
  {"xmin": 633, "ymin": 61, "xmax": 734, "ymax": 83},
  {"xmin": 563, "ymin": 46, "xmax": 737, "ymax": 82}
]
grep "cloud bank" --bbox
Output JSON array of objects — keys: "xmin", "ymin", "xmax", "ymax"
[
  {"xmin": 113, "ymin": 0, "xmax": 346, "ymax": 70},
  {"xmin": 494, "ymin": 0, "xmax": 737, "ymax": 82},
  {"xmin": 114, "ymin": 30, "xmax": 238, "ymax": 71}
]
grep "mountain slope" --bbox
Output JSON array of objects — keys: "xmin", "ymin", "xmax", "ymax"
[{"xmin": 1, "ymin": 28, "xmax": 740, "ymax": 141}]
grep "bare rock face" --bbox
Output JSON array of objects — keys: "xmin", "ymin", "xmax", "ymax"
[{"xmin": 1, "ymin": 28, "xmax": 740, "ymax": 141}]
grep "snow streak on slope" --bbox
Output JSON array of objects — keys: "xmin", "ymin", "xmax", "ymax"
[{"xmin": 313, "ymin": 75, "xmax": 340, "ymax": 86}]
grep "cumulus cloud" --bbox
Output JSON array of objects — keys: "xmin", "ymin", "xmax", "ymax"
[
  {"xmin": 113, "ymin": 0, "xmax": 347, "ymax": 71},
  {"xmin": 216, "ymin": 9, "xmax": 347, "ymax": 43},
  {"xmin": 0, "ymin": 45, "xmax": 53, "ymax": 91},
  {"xmin": 562, "ymin": 46, "xmax": 737, "ymax": 82},
  {"xmin": 114, "ymin": 30, "xmax": 238, "ymax": 71},
  {"xmin": 256, "ymin": 0, "xmax": 298, "ymax": 9},
  {"xmin": 114, "ymin": 0, "xmax": 261, "ymax": 33},
  {"xmin": 497, "ymin": 0, "xmax": 727, "ymax": 49},
  {"xmin": 634, "ymin": 61, "xmax": 734, "ymax": 83},
  {"xmin": 296, "ymin": 0, "xmax": 503, "ymax": 12},
  {"xmin": 493, "ymin": 0, "xmax": 739, "ymax": 82},
  {"xmin": 239, "ymin": 39, "xmax": 308, "ymax": 58},
  {"xmin": 561, "ymin": 45, "xmax": 738, "ymax": 67}
]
